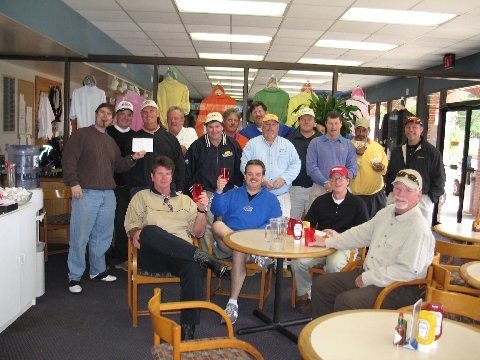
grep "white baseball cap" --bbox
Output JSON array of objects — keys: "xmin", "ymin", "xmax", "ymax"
[
  {"xmin": 205, "ymin": 112, "xmax": 223, "ymax": 124},
  {"xmin": 115, "ymin": 100, "xmax": 133, "ymax": 113},
  {"xmin": 141, "ymin": 99, "xmax": 158, "ymax": 110}
]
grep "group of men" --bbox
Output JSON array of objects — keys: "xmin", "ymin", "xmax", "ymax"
[{"xmin": 61, "ymin": 97, "xmax": 444, "ymax": 339}]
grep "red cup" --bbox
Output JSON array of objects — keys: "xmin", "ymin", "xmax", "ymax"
[
  {"xmin": 192, "ymin": 183, "xmax": 203, "ymax": 202},
  {"xmin": 287, "ymin": 218, "xmax": 296, "ymax": 236},
  {"xmin": 304, "ymin": 227, "xmax": 315, "ymax": 246},
  {"xmin": 220, "ymin": 167, "xmax": 230, "ymax": 182}
]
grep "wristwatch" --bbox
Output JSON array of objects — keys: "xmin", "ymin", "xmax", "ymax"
[{"xmin": 197, "ymin": 208, "xmax": 208, "ymax": 213}]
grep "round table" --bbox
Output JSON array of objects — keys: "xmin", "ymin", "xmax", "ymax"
[
  {"xmin": 460, "ymin": 261, "xmax": 480, "ymax": 289},
  {"xmin": 432, "ymin": 222, "xmax": 480, "ymax": 244},
  {"xmin": 224, "ymin": 229, "xmax": 335, "ymax": 342},
  {"xmin": 298, "ymin": 309, "xmax": 480, "ymax": 360}
]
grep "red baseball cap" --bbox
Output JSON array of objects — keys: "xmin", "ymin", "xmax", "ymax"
[{"xmin": 329, "ymin": 165, "xmax": 349, "ymax": 178}]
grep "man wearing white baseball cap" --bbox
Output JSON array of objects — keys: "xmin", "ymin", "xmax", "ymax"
[
  {"xmin": 185, "ymin": 111, "xmax": 243, "ymax": 253},
  {"xmin": 107, "ymin": 101, "xmax": 135, "ymax": 271},
  {"xmin": 310, "ymin": 168, "xmax": 435, "ymax": 317},
  {"xmin": 129, "ymin": 99, "xmax": 185, "ymax": 197}
]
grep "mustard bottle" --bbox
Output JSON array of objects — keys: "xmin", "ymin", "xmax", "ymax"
[{"xmin": 416, "ymin": 310, "xmax": 436, "ymax": 350}]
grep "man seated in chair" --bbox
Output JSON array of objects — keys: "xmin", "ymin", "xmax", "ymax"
[
  {"xmin": 290, "ymin": 165, "xmax": 369, "ymax": 314},
  {"xmin": 124, "ymin": 155, "xmax": 228, "ymax": 340},
  {"xmin": 310, "ymin": 169, "xmax": 435, "ymax": 318},
  {"xmin": 210, "ymin": 159, "xmax": 282, "ymax": 324}
]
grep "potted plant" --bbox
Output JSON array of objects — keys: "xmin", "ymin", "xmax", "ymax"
[{"xmin": 294, "ymin": 93, "xmax": 359, "ymax": 137}]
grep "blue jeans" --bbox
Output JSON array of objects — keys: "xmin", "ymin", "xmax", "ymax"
[{"xmin": 68, "ymin": 189, "xmax": 116, "ymax": 281}]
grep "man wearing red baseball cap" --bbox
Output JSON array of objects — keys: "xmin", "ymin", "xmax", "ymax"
[{"xmin": 290, "ymin": 165, "xmax": 369, "ymax": 314}]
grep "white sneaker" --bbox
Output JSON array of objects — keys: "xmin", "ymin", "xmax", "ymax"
[
  {"xmin": 251, "ymin": 255, "xmax": 275, "ymax": 271},
  {"xmin": 224, "ymin": 303, "xmax": 238, "ymax": 324},
  {"xmin": 68, "ymin": 280, "xmax": 82, "ymax": 294},
  {"xmin": 90, "ymin": 272, "xmax": 117, "ymax": 282}
]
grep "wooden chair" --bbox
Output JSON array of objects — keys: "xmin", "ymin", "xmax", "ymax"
[
  {"xmin": 400, "ymin": 265, "xmax": 480, "ymax": 326},
  {"xmin": 373, "ymin": 254, "xmax": 440, "ymax": 309},
  {"xmin": 205, "ymin": 244, "xmax": 273, "ymax": 310},
  {"xmin": 291, "ymin": 248, "xmax": 367, "ymax": 308},
  {"xmin": 40, "ymin": 188, "xmax": 72, "ymax": 261},
  {"xmin": 148, "ymin": 288, "xmax": 264, "ymax": 360},
  {"xmin": 432, "ymin": 239, "xmax": 480, "ymax": 295},
  {"xmin": 127, "ymin": 237, "xmax": 199, "ymax": 327}
]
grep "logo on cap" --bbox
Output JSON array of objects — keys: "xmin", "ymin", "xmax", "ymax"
[
  {"xmin": 141, "ymin": 100, "xmax": 158, "ymax": 110},
  {"xmin": 115, "ymin": 100, "xmax": 134, "ymax": 113},
  {"xmin": 205, "ymin": 112, "xmax": 223, "ymax": 124}
]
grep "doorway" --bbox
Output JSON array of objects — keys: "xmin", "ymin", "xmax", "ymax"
[{"xmin": 439, "ymin": 105, "xmax": 480, "ymax": 223}]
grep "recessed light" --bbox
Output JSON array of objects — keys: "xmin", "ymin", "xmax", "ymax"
[
  {"xmin": 315, "ymin": 39, "xmax": 396, "ymax": 51},
  {"xmin": 299, "ymin": 58, "xmax": 363, "ymax": 66},
  {"xmin": 287, "ymin": 70, "xmax": 332, "ymax": 77},
  {"xmin": 209, "ymin": 75, "xmax": 255, "ymax": 81},
  {"xmin": 200, "ymin": 53, "xmax": 264, "ymax": 61},
  {"xmin": 205, "ymin": 67, "xmax": 258, "ymax": 72},
  {"xmin": 175, "ymin": 0, "xmax": 286, "ymax": 17},
  {"xmin": 341, "ymin": 8, "xmax": 456, "ymax": 26},
  {"xmin": 191, "ymin": 33, "xmax": 271, "ymax": 44}
]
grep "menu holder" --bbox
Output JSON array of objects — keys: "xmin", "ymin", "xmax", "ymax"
[{"xmin": 403, "ymin": 298, "xmax": 422, "ymax": 350}]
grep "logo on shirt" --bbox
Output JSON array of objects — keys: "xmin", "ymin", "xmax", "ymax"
[
  {"xmin": 222, "ymin": 150, "xmax": 233, "ymax": 158},
  {"xmin": 243, "ymin": 205, "xmax": 253, "ymax": 212}
]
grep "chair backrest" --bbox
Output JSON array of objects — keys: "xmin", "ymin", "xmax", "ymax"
[
  {"xmin": 341, "ymin": 247, "xmax": 367, "ymax": 272},
  {"xmin": 426, "ymin": 285, "xmax": 480, "ymax": 323},
  {"xmin": 434, "ymin": 239, "xmax": 480, "ymax": 295}
]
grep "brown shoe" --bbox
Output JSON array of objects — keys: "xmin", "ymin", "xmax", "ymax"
[
  {"xmin": 282, "ymin": 268, "xmax": 292, "ymax": 278},
  {"xmin": 295, "ymin": 293, "xmax": 312, "ymax": 314},
  {"xmin": 246, "ymin": 268, "xmax": 259, "ymax": 277}
]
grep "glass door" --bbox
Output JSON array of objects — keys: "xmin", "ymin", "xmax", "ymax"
[{"xmin": 439, "ymin": 108, "xmax": 480, "ymax": 223}]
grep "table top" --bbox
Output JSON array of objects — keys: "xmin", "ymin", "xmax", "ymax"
[
  {"xmin": 460, "ymin": 261, "xmax": 480, "ymax": 289},
  {"xmin": 298, "ymin": 309, "xmax": 480, "ymax": 360},
  {"xmin": 224, "ymin": 229, "xmax": 335, "ymax": 259},
  {"xmin": 432, "ymin": 222, "xmax": 480, "ymax": 243}
]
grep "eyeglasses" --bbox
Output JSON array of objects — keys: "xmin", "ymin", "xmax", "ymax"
[
  {"xmin": 397, "ymin": 171, "xmax": 419, "ymax": 186},
  {"xmin": 163, "ymin": 196, "xmax": 173, "ymax": 212},
  {"xmin": 329, "ymin": 176, "xmax": 347, "ymax": 182}
]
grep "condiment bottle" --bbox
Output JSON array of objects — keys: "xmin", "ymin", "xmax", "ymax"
[
  {"xmin": 416, "ymin": 310, "xmax": 436, "ymax": 350},
  {"xmin": 393, "ymin": 312, "xmax": 405, "ymax": 346},
  {"xmin": 293, "ymin": 220, "xmax": 303, "ymax": 241},
  {"xmin": 426, "ymin": 302, "xmax": 444, "ymax": 340}
]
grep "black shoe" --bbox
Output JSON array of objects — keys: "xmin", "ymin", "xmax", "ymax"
[
  {"xmin": 193, "ymin": 250, "xmax": 227, "ymax": 278},
  {"xmin": 181, "ymin": 324, "xmax": 195, "ymax": 340},
  {"xmin": 68, "ymin": 280, "xmax": 82, "ymax": 294}
]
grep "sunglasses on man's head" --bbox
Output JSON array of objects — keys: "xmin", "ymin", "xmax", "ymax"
[
  {"xmin": 406, "ymin": 117, "xmax": 422, "ymax": 125},
  {"xmin": 397, "ymin": 171, "xmax": 420, "ymax": 186}
]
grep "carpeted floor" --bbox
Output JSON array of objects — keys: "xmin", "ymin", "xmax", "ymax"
[{"xmin": 0, "ymin": 254, "xmax": 305, "ymax": 360}]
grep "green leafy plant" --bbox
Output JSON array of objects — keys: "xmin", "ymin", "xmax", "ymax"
[{"xmin": 293, "ymin": 93, "xmax": 359, "ymax": 137}]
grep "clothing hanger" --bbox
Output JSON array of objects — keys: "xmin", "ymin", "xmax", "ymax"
[
  {"xmin": 266, "ymin": 74, "xmax": 278, "ymax": 88},
  {"xmin": 165, "ymin": 68, "xmax": 178, "ymax": 80},
  {"xmin": 301, "ymin": 81, "xmax": 313, "ymax": 92}
]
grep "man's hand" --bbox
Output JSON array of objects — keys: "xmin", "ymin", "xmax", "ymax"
[
  {"xmin": 131, "ymin": 229, "xmax": 141, "ymax": 249},
  {"xmin": 372, "ymin": 162, "xmax": 384, "ymax": 172},
  {"xmin": 355, "ymin": 145, "xmax": 367, "ymax": 156},
  {"xmin": 71, "ymin": 185, "xmax": 83, "ymax": 199},
  {"xmin": 263, "ymin": 180, "xmax": 274, "ymax": 190},
  {"xmin": 355, "ymin": 275, "xmax": 365, "ymax": 288},
  {"xmin": 196, "ymin": 191, "xmax": 209, "ymax": 212},
  {"xmin": 272, "ymin": 177, "xmax": 285, "ymax": 189},
  {"xmin": 216, "ymin": 175, "xmax": 227, "ymax": 194},
  {"xmin": 323, "ymin": 229, "xmax": 338, "ymax": 238},
  {"xmin": 132, "ymin": 150, "xmax": 146, "ymax": 160},
  {"xmin": 323, "ymin": 181, "xmax": 332, "ymax": 192}
]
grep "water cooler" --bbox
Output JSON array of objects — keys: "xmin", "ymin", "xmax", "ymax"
[{"xmin": 30, "ymin": 188, "xmax": 45, "ymax": 297}]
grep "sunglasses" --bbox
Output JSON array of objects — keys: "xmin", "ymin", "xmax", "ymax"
[
  {"xmin": 163, "ymin": 197, "xmax": 173, "ymax": 212},
  {"xmin": 397, "ymin": 171, "xmax": 420, "ymax": 186},
  {"xmin": 406, "ymin": 116, "xmax": 423, "ymax": 125}
]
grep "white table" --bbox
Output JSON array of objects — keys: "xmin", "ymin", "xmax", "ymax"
[
  {"xmin": 224, "ymin": 229, "xmax": 335, "ymax": 342},
  {"xmin": 298, "ymin": 309, "xmax": 480, "ymax": 360},
  {"xmin": 460, "ymin": 261, "xmax": 480, "ymax": 289},
  {"xmin": 433, "ymin": 222, "xmax": 480, "ymax": 244}
]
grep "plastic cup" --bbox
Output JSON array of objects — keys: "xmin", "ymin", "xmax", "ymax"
[
  {"xmin": 192, "ymin": 183, "xmax": 203, "ymax": 202},
  {"xmin": 304, "ymin": 227, "xmax": 315, "ymax": 246},
  {"xmin": 219, "ymin": 167, "xmax": 230, "ymax": 182},
  {"xmin": 287, "ymin": 218, "xmax": 296, "ymax": 235}
]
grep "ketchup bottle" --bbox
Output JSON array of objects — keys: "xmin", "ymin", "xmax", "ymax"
[
  {"xmin": 426, "ymin": 302, "xmax": 444, "ymax": 340},
  {"xmin": 293, "ymin": 220, "xmax": 303, "ymax": 241}
]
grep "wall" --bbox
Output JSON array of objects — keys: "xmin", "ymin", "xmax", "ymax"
[{"xmin": 0, "ymin": 60, "xmax": 81, "ymax": 156}]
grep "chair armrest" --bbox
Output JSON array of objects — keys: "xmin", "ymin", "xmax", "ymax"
[{"xmin": 373, "ymin": 278, "xmax": 428, "ymax": 309}]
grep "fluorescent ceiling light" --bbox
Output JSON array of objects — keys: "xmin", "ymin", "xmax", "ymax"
[
  {"xmin": 175, "ymin": 0, "xmax": 286, "ymax": 17},
  {"xmin": 287, "ymin": 70, "xmax": 332, "ymax": 77},
  {"xmin": 209, "ymin": 75, "xmax": 255, "ymax": 81},
  {"xmin": 205, "ymin": 67, "xmax": 258, "ymax": 72},
  {"xmin": 299, "ymin": 58, "xmax": 363, "ymax": 66},
  {"xmin": 315, "ymin": 39, "xmax": 396, "ymax": 51},
  {"xmin": 191, "ymin": 33, "xmax": 271, "ymax": 44},
  {"xmin": 341, "ymin": 8, "xmax": 456, "ymax": 26},
  {"xmin": 211, "ymin": 82, "xmax": 245, "ymax": 87},
  {"xmin": 200, "ymin": 53, "xmax": 264, "ymax": 61},
  {"xmin": 280, "ymin": 83, "xmax": 324, "ymax": 89},
  {"xmin": 280, "ymin": 78, "xmax": 327, "ymax": 84}
]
